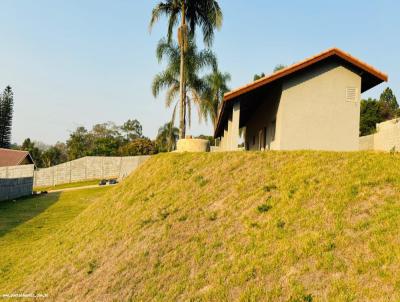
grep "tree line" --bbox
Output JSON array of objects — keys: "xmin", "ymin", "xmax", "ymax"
[
  {"xmin": 14, "ymin": 120, "xmax": 156, "ymax": 168},
  {"xmin": 360, "ymin": 87, "xmax": 398, "ymax": 136},
  {"xmin": 13, "ymin": 119, "xmax": 213, "ymax": 168}
]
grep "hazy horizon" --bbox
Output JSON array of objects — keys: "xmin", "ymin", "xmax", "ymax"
[{"xmin": 0, "ymin": 0, "xmax": 398, "ymax": 145}]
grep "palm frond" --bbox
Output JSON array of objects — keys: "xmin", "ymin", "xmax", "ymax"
[
  {"xmin": 152, "ymin": 70, "xmax": 178, "ymax": 97},
  {"xmin": 149, "ymin": 0, "xmax": 181, "ymax": 43},
  {"xmin": 165, "ymin": 83, "xmax": 180, "ymax": 107}
]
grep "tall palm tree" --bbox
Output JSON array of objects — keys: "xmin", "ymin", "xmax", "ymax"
[
  {"xmin": 152, "ymin": 38, "xmax": 217, "ymax": 131},
  {"xmin": 201, "ymin": 70, "xmax": 231, "ymax": 130},
  {"xmin": 150, "ymin": 0, "xmax": 223, "ymax": 139}
]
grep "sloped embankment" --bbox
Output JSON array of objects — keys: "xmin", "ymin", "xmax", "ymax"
[{"xmin": 3, "ymin": 152, "xmax": 400, "ymax": 301}]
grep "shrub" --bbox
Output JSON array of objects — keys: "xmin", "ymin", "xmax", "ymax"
[
  {"xmin": 118, "ymin": 138, "xmax": 158, "ymax": 156},
  {"xmin": 325, "ymin": 242, "xmax": 336, "ymax": 251},
  {"xmin": 87, "ymin": 260, "xmax": 98, "ymax": 275},
  {"xmin": 277, "ymin": 219, "xmax": 285, "ymax": 229},
  {"xmin": 257, "ymin": 203, "xmax": 272, "ymax": 213},
  {"xmin": 194, "ymin": 175, "xmax": 208, "ymax": 187},
  {"xmin": 208, "ymin": 212, "xmax": 217, "ymax": 221},
  {"xmin": 263, "ymin": 184, "xmax": 277, "ymax": 192}
]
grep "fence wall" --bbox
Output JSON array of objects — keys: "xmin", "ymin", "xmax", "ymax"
[
  {"xmin": 359, "ymin": 118, "xmax": 400, "ymax": 151},
  {"xmin": 0, "ymin": 165, "xmax": 34, "ymax": 201},
  {"xmin": 33, "ymin": 156, "xmax": 150, "ymax": 188},
  {"xmin": 359, "ymin": 134, "xmax": 375, "ymax": 151}
]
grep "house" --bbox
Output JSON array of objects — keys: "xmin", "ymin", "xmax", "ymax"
[
  {"xmin": 214, "ymin": 48, "xmax": 388, "ymax": 151},
  {"xmin": 0, "ymin": 148, "xmax": 35, "ymax": 167}
]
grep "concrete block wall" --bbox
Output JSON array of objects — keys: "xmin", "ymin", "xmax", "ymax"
[
  {"xmin": 34, "ymin": 156, "xmax": 150, "ymax": 188},
  {"xmin": 359, "ymin": 118, "xmax": 400, "ymax": 151},
  {"xmin": 359, "ymin": 134, "xmax": 375, "ymax": 150},
  {"xmin": 0, "ymin": 165, "xmax": 34, "ymax": 201}
]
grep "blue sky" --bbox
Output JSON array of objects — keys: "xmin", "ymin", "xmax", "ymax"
[{"xmin": 0, "ymin": 0, "xmax": 398, "ymax": 144}]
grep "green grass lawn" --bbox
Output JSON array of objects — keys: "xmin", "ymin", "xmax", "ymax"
[
  {"xmin": 0, "ymin": 187, "xmax": 112, "ymax": 290},
  {"xmin": 33, "ymin": 179, "xmax": 101, "ymax": 192},
  {"xmin": 2, "ymin": 152, "xmax": 400, "ymax": 301}
]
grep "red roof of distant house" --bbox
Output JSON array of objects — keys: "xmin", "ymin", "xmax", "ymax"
[{"xmin": 0, "ymin": 148, "xmax": 34, "ymax": 167}]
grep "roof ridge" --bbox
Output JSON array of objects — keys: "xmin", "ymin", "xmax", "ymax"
[
  {"xmin": 215, "ymin": 47, "xmax": 388, "ymax": 138},
  {"xmin": 0, "ymin": 148, "xmax": 28, "ymax": 153},
  {"xmin": 224, "ymin": 47, "xmax": 387, "ymax": 102}
]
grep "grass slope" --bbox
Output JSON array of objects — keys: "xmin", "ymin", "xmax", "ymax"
[
  {"xmin": 2, "ymin": 152, "xmax": 400, "ymax": 301},
  {"xmin": 0, "ymin": 187, "xmax": 113, "ymax": 293}
]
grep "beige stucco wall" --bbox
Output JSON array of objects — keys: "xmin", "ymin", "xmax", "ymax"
[
  {"xmin": 277, "ymin": 62, "xmax": 361, "ymax": 151},
  {"xmin": 359, "ymin": 134, "xmax": 375, "ymax": 150},
  {"xmin": 359, "ymin": 118, "xmax": 400, "ymax": 151}
]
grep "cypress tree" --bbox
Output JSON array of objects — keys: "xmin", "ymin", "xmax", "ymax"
[{"xmin": 0, "ymin": 86, "xmax": 14, "ymax": 148}]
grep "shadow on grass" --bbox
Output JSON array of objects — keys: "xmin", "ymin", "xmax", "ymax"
[{"xmin": 0, "ymin": 192, "xmax": 61, "ymax": 238}]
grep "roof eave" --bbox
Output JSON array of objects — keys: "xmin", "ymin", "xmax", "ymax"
[{"xmin": 214, "ymin": 48, "xmax": 388, "ymax": 138}]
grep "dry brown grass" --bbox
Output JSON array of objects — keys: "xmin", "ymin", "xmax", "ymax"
[{"xmin": 1, "ymin": 151, "xmax": 400, "ymax": 301}]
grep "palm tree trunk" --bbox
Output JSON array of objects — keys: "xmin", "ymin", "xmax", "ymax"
[{"xmin": 179, "ymin": 1, "xmax": 186, "ymax": 139}]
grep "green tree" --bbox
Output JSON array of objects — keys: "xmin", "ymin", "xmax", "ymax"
[
  {"xmin": 253, "ymin": 64, "xmax": 286, "ymax": 81},
  {"xmin": 359, "ymin": 87, "xmax": 398, "ymax": 136},
  {"xmin": 89, "ymin": 122, "xmax": 123, "ymax": 156},
  {"xmin": 378, "ymin": 87, "xmax": 398, "ymax": 120},
  {"xmin": 253, "ymin": 73, "xmax": 265, "ymax": 81},
  {"xmin": 0, "ymin": 86, "xmax": 14, "ymax": 148},
  {"xmin": 273, "ymin": 64, "xmax": 286, "ymax": 72},
  {"xmin": 118, "ymin": 138, "xmax": 158, "ymax": 156},
  {"xmin": 41, "ymin": 143, "xmax": 68, "ymax": 168},
  {"xmin": 152, "ymin": 38, "xmax": 216, "ymax": 129},
  {"xmin": 66, "ymin": 127, "xmax": 91, "ymax": 160},
  {"xmin": 360, "ymin": 98, "xmax": 381, "ymax": 136},
  {"xmin": 150, "ymin": 0, "xmax": 223, "ymax": 139},
  {"xmin": 21, "ymin": 138, "xmax": 43, "ymax": 167},
  {"xmin": 156, "ymin": 122, "xmax": 179, "ymax": 152},
  {"xmin": 120, "ymin": 119, "xmax": 143, "ymax": 141},
  {"xmin": 201, "ymin": 69, "xmax": 230, "ymax": 129}
]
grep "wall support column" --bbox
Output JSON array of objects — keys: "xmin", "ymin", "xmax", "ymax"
[
  {"xmin": 223, "ymin": 129, "xmax": 228, "ymax": 150},
  {"xmin": 230, "ymin": 101, "xmax": 241, "ymax": 150}
]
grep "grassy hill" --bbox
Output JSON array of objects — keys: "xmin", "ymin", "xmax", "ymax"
[{"xmin": 1, "ymin": 151, "xmax": 400, "ymax": 301}]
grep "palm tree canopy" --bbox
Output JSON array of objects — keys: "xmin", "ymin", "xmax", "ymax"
[
  {"xmin": 150, "ymin": 0, "xmax": 223, "ymax": 47},
  {"xmin": 152, "ymin": 37, "xmax": 217, "ymax": 101},
  {"xmin": 156, "ymin": 122, "xmax": 179, "ymax": 152},
  {"xmin": 201, "ymin": 70, "xmax": 231, "ymax": 129}
]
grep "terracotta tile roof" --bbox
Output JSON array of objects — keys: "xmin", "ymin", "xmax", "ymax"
[
  {"xmin": 224, "ymin": 47, "xmax": 387, "ymax": 102},
  {"xmin": 0, "ymin": 148, "xmax": 33, "ymax": 167},
  {"xmin": 215, "ymin": 47, "xmax": 388, "ymax": 137}
]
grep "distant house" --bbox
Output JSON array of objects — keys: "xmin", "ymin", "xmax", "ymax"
[
  {"xmin": 0, "ymin": 148, "xmax": 35, "ymax": 167},
  {"xmin": 214, "ymin": 48, "xmax": 388, "ymax": 151}
]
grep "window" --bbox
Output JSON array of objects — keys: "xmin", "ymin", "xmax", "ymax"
[{"xmin": 252, "ymin": 136, "xmax": 256, "ymax": 145}]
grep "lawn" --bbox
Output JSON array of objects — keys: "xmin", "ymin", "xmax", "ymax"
[
  {"xmin": 0, "ymin": 186, "xmax": 113, "ymax": 290},
  {"xmin": 2, "ymin": 151, "xmax": 400, "ymax": 301},
  {"xmin": 33, "ymin": 179, "xmax": 101, "ymax": 192}
]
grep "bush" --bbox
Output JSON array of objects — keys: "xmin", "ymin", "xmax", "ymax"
[
  {"xmin": 257, "ymin": 203, "xmax": 272, "ymax": 213},
  {"xmin": 118, "ymin": 138, "xmax": 158, "ymax": 156}
]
